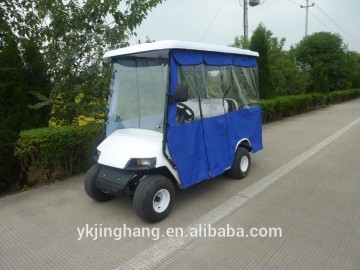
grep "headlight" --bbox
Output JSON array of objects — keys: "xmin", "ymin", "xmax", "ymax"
[
  {"xmin": 93, "ymin": 150, "xmax": 101, "ymax": 161},
  {"xmin": 125, "ymin": 158, "xmax": 156, "ymax": 170}
]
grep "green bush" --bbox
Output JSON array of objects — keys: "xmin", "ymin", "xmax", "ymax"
[
  {"xmin": 15, "ymin": 124, "xmax": 103, "ymax": 186},
  {"xmin": 329, "ymin": 88, "xmax": 360, "ymax": 103},
  {"xmin": 0, "ymin": 125, "xmax": 20, "ymax": 192},
  {"xmin": 261, "ymin": 93, "xmax": 326, "ymax": 123},
  {"xmin": 261, "ymin": 89, "xmax": 360, "ymax": 123}
]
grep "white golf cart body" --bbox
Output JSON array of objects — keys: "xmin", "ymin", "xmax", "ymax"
[{"xmin": 87, "ymin": 40, "xmax": 263, "ymax": 221}]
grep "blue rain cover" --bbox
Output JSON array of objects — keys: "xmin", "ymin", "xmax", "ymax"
[{"xmin": 167, "ymin": 50, "xmax": 262, "ymax": 189}]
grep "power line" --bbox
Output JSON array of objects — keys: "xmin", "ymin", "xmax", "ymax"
[
  {"xmin": 199, "ymin": 0, "xmax": 227, "ymax": 42},
  {"xmin": 316, "ymin": 4, "xmax": 360, "ymax": 48},
  {"xmin": 308, "ymin": 10, "xmax": 360, "ymax": 47},
  {"xmin": 308, "ymin": 10, "xmax": 332, "ymax": 32},
  {"xmin": 315, "ymin": 4, "xmax": 360, "ymax": 43},
  {"xmin": 286, "ymin": 0, "xmax": 302, "ymax": 6}
]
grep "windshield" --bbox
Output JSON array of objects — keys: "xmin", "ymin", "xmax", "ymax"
[{"xmin": 106, "ymin": 58, "xmax": 168, "ymax": 136}]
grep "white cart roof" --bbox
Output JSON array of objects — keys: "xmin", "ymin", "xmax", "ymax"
[{"xmin": 104, "ymin": 40, "xmax": 259, "ymax": 58}]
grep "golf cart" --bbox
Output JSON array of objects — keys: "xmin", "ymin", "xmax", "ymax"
[{"xmin": 84, "ymin": 40, "xmax": 263, "ymax": 222}]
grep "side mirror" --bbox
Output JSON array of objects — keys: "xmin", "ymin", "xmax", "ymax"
[{"xmin": 173, "ymin": 84, "xmax": 188, "ymax": 103}]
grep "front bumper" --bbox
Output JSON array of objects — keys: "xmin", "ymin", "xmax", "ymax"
[{"xmin": 95, "ymin": 165, "xmax": 136, "ymax": 196}]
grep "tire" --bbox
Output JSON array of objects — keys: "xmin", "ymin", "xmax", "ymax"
[
  {"xmin": 133, "ymin": 175, "xmax": 175, "ymax": 223},
  {"xmin": 227, "ymin": 147, "xmax": 251, "ymax": 179},
  {"xmin": 84, "ymin": 164, "xmax": 115, "ymax": 202}
]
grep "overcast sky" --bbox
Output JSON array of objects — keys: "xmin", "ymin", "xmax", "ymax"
[{"xmin": 128, "ymin": 0, "xmax": 360, "ymax": 52}]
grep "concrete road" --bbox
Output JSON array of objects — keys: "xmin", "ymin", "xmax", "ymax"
[{"xmin": 1, "ymin": 99, "xmax": 360, "ymax": 270}]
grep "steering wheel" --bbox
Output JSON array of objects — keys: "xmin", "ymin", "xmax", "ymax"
[{"xmin": 177, "ymin": 102, "xmax": 195, "ymax": 124}]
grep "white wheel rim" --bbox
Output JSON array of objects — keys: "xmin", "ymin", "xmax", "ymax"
[
  {"xmin": 240, "ymin": 156, "xmax": 249, "ymax": 172},
  {"xmin": 153, "ymin": 189, "xmax": 171, "ymax": 213}
]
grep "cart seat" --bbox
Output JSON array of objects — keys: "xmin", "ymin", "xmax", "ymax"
[{"xmin": 183, "ymin": 98, "xmax": 238, "ymax": 119}]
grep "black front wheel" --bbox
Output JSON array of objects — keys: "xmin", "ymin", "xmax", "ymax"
[
  {"xmin": 84, "ymin": 164, "xmax": 115, "ymax": 202},
  {"xmin": 133, "ymin": 175, "xmax": 175, "ymax": 222},
  {"xmin": 227, "ymin": 147, "xmax": 251, "ymax": 179}
]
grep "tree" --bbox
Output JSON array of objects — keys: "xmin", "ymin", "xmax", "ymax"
[
  {"xmin": 347, "ymin": 51, "xmax": 360, "ymax": 88},
  {"xmin": 0, "ymin": 0, "xmax": 164, "ymax": 192},
  {"xmin": 249, "ymin": 24, "xmax": 274, "ymax": 98},
  {"xmin": 230, "ymin": 35, "xmax": 250, "ymax": 49},
  {"xmin": 249, "ymin": 24, "xmax": 275, "ymax": 98},
  {"xmin": 22, "ymin": 38, "xmax": 52, "ymax": 127},
  {"xmin": 1, "ymin": 0, "xmax": 164, "ymax": 125},
  {"xmin": 266, "ymin": 31, "xmax": 308, "ymax": 96},
  {"xmin": 313, "ymin": 67, "xmax": 329, "ymax": 94},
  {"xmin": 0, "ymin": 34, "xmax": 26, "ymax": 192},
  {"xmin": 0, "ymin": 32, "xmax": 53, "ymax": 192},
  {"xmin": 290, "ymin": 32, "xmax": 352, "ymax": 91},
  {"xmin": 232, "ymin": 26, "xmax": 309, "ymax": 97}
]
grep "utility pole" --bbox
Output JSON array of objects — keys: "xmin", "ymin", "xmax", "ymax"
[
  {"xmin": 300, "ymin": 0, "xmax": 315, "ymax": 36},
  {"xmin": 244, "ymin": 0, "xmax": 249, "ymax": 40},
  {"xmin": 242, "ymin": 0, "xmax": 261, "ymax": 40}
]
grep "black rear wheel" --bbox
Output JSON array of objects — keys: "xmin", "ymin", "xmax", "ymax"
[{"xmin": 227, "ymin": 147, "xmax": 251, "ymax": 179}]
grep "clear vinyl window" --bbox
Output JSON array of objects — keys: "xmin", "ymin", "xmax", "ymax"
[
  {"xmin": 106, "ymin": 58, "xmax": 168, "ymax": 136},
  {"xmin": 176, "ymin": 64, "xmax": 259, "ymax": 124}
]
